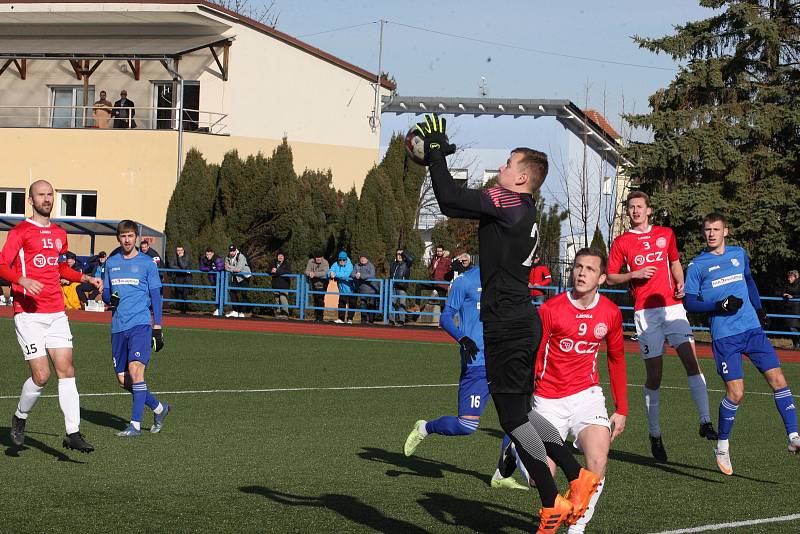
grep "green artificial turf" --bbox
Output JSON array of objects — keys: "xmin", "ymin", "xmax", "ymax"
[{"xmin": 0, "ymin": 319, "xmax": 797, "ymax": 533}]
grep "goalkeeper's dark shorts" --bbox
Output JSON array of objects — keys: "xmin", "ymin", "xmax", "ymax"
[{"xmin": 483, "ymin": 317, "xmax": 542, "ymax": 395}]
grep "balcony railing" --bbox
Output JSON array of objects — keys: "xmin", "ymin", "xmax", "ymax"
[{"xmin": 0, "ymin": 105, "xmax": 228, "ymax": 134}]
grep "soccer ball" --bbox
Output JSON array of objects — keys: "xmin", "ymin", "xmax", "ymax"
[{"xmin": 404, "ymin": 127, "xmax": 428, "ymax": 166}]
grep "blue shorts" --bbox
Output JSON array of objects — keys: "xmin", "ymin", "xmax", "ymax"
[
  {"xmin": 458, "ymin": 364, "xmax": 491, "ymax": 417},
  {"xmin": 712, "ymin": 328, "xmax": 781, "ymax": 382},
  {"xmin": 111, "ymin": 324, "xmax": 153, "ymax": 374}
]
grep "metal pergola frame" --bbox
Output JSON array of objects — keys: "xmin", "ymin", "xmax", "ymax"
[{"xmin": 381, "ymin": 95, "xmax": 630, "ymax": 167}]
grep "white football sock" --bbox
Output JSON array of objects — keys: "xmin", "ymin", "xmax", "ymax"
[
  {"xmin": 153, "ymin": 402, "xmax": 164, "ymax": 415},
  {"xmin": 644, "ymin": 387, "xmax": 661, "ymax": 437},
  {"xmin": 58, "ymin": 377, "xmax": 81, "ymax": 434},
  {"xmin": 15, "ymin": 377, "xmax": 44, "ymax": 419},
  {"xmin": 688, "ymin": 373, "xmax": 711, "ymax": 424},
  {"xmin": 569, "ymin": 477, "xmax": 605, "ymax": 533},
  {"xmin": 716, "ymin": 439, "xmax": 730, "ymax": 452},
  {"xmin": 418, "ymin": 420, "xmax": 428, "ymax": 437}
]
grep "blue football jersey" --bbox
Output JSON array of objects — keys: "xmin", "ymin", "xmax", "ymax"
[
  {"xmin": 443, "ymin": 267, "xmax": 484, "ymax": 367},
  {"xmin": 104, "ymin": 251, "xmax": 162, "ymax": 334},
  {"xmin": 684, "ymin": 245, "xmax": 760, "ymax": 339}
]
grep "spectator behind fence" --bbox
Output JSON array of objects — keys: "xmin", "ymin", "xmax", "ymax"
[
  {"xmin": 113, "ymin": 89, "xmax": 137, "ymax": 128},
  {"xmin": 353, "ymin": 253, "xmax": 378, "ymax": 324},
  {"xmin": 225, "ymin": 244, "xmax": 252, "ymax": 318},
  {"xmin": 329, "ymin": 251, "xmax": 355, "ymax": 324},
  {"xmin": 60, "ymin": 252, "xmax": 83, "ymax": 310},
  {"xmin": 269, "ymin": 250, "xmax": 292, "ymax": 319},
  {"xmin": 171, "ymin": 245, "xmax": 192, "ymax": 313},
  {"xmin": 389, "ymin": 248, "xmax": 414, "ymax": 326},
  {"xmin": 782, "ymin": 270, "xmax": 800, "ymax": 349},
  {"xmin": 428, "ymin": 245, "xmax": 452, "ymax": 297},
  {"xmin": 528, "ymin": 255, "xmax": 552, "ymax": 304},
  {"xmin": 77, "ymin": 251, "xmax": 107, "ymax": 307},
  {"xmin": 199, "ymin": 248, "xmax": 225, "ymax": 316},
  {"xmin": 93, "ymin": 91, "xmax": 113, "ymax": 128},
  {"xmin": 305, "ymin": 250, "xmax": 330, "ymax": 322}
]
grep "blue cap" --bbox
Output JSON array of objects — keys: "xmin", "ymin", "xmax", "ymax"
[{"xmin": 338, "ymin": 251, "xmax": 348, "ymax": 260}]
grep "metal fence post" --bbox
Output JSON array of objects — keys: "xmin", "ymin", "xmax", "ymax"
[{"xmin": 299, "ymin": 276, "xmax": 306, "ymax": 320}]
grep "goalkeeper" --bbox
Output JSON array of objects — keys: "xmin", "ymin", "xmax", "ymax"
[
  {"xmin": 403, "ymin": 266, "xmax": 530, "ymax": 490},
  {"xmin": 684, "ymin": 212, "xmax": 799, "ymax": 476},
  {"xmin": 103, "ymin": 219, "xmax": 170, "ymax": 437}
]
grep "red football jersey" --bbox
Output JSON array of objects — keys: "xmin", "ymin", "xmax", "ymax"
[
  {"xmin": 607, "ymin": 225, "xmax": 681, "ymax": 311},
  {"xmin": 0, "ymin": 219, "xmax": 70, "ymax": 314},
  {"xmin": 534, "ymin": 291, "xmax": 628, "ymax": 415}
]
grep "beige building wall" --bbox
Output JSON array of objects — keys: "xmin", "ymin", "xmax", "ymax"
[{"xmin": 2, "ymin": 128, "xmax": 377, "ymax": 239}]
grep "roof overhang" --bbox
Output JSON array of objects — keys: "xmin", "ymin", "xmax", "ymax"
[
  {"xmin": 381, "ymin": 96, "xmax": 630, "ymax": 167},
  {"xmin": 0, "ymin": 9, "xmax": 232, "ymax": 59}
]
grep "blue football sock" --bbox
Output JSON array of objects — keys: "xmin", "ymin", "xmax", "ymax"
[
  {"xmin": 773, "ymin": 387, "xmax": 798, "ymax": 434},
  {"xmin": 145, "ymin": 392, "xmax": 160, "ymax": 411},
  {"xmin": 718, "ymin": 396, "xmax": 739, "ymax": 440},
  {"xmin": 131, "ymin": 381, "xmax": 148, "ymax": 425},
  {"xmin": 425, "ymin": 416, "xmax": 478, "ymax": 436}
]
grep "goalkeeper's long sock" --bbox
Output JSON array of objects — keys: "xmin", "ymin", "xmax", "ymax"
[
  {"xmin": 425, "ymin": 416, "xmax": 478, "ymax": 436},
  {"xmin": 644, "ymin": 386, "xmax": 661, "ymax": 437},
  {"xmin": 718, "ymin": 397, "xmax": 739, "ymax": 440},
  {"xmin": 15, "ymin": 377, "xmax": 43, "ymax": 419},
  {"xmin": 773, "ymin": 387, "xmax": 798, "ymax": 434},
  {"xmin": 131, "ymin": 381, "xmax": 148, "ymax": 430},
  {"xmin": 687, "ymin": 373, "xmax": 712, "ymax": 424}
]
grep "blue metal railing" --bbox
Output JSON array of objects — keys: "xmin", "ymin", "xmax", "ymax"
[{"xmin": 155, "ymin": 268, "xmax": 800, "ymax": 340}]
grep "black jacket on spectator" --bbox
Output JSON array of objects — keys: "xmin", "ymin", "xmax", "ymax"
[
  {"xmin": 269, "ymin": 259, "xmax": 292, "ymax": 290},
  {"xmin": 389, "ymin": 251, "xmax": 414, "ymax": 291},
  {"xmin": 783, "ymin": 279, "xmax": 800, "ymax": 329}
]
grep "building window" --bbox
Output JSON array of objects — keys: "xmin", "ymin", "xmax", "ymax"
[
  {"xmin": 0, "ymin": 189, "xmax": 25, "ymax": 215},
  {"xmin": 50, "ymin": 86, "xmax": 95, "ymax": 128},
  {"xmin": 58, "ymin": 191, "xmax": 97, "ymax": 218}
]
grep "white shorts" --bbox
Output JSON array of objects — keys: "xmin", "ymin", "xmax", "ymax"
[
  {"xmin": 634, "ymin": 303, "xmax": 694, "ymax": 359},
  {"xmin": 14, "ymin": 312, "xmax": 73, "ymax": 360},
  {"xmin": 533, "ymin": 386, "xmax": 610, "ymax": 448}
]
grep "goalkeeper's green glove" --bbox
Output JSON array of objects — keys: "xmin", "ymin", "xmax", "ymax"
[
  {"xmin": 415, "ymin": 114, "xmax": 456, "ymax": 159},
  {"xmin": 152, "ymin": 329, "xmax": 165, "ymax": 352}
]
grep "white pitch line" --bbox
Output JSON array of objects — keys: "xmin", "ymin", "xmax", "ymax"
[
  {"xmin": 0, "ymin": 381, "xmax": 796, "ymax": 401},
  {"xmin": 0, "ymin": 383, "xmax": 460, "ymax": 400},
  {"xmin": 650, "ymin": 513, "xmax": 800, "ymax": 533}
]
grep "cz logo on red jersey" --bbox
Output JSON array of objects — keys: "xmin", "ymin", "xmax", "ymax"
[
  {"xmin": 33, "ymin": 254, "xmax": 59, "ymax": 268},
  {"xmin": 558, "ymin": 338, "xmax": 601, "ymax": 354},
  {"xmin": 634, "ymin": 251, "xmax": 663, "ymax": 266}
]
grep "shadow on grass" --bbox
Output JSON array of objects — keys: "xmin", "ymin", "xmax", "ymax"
[
  {"xmin": 0, "ymin": 426, "xmax": 84, "ymax": 463},
  {"xmin": 478, "ymin": 427, "xmax": 506, "ymax": 440},
  {"xmin": 418, "ymin": 492, "xmax": 532, "ymax": 533},
  {"xmin": 609, "ymin": 449, "xmax": 777, "ymax": 484},
  {"xmin": 81, "ymin": 408, "xmax": 129, "ymax": 431},
  {"xmin": 240, "ymin": 486, "xmax": 429, "ymax": 533},
  {"xmin": 358, "ymin": 447, "xmax": 491, "ymax": 485}
]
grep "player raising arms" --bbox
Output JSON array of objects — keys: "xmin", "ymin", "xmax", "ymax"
[
  {"xmin": 104, "ymin": 220, "xmax": 170, "ymax": 437},
  {"xmin": 0, "ymin": 180, "xmax": 100, "ymax": 452},
  {"xmin": 403, "ymin": 266, "xmax": 529, "ymax": 490},
  {"xmin": 607, "ymin": 191, "xmax": 716, "ymax": 462},
  {"xmin": 416, "ymin": 114, "xmax": 599, "ymax": 533},
  {"xmin": 683, "ymin": 213, "xmax": 799, "ymax": 475}
]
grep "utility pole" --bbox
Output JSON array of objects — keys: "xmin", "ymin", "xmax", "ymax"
[{"xmin": 370, "ymin": 19, "xmax": 385, "ymax": 132}]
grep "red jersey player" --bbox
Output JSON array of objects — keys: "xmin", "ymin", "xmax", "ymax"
[
  {"xmin": 532, "ymin": 247, "xmax": 626, "ymax": 533},
  {"xmin": 607, "ymin": 191, "xmax": 716, "ymax": 463},
  {"xmin": 0, "ymin": 180, "xmax": 102, "ymax": 453}
]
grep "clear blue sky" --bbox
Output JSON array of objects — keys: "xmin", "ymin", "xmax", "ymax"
[{"xmin": 271, "ymin": 1, "xmax": 717, "ymax": 142}]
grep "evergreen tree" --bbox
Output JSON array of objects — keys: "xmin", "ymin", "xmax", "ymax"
[
  {"xmin": 164, "ymin": 149, "xmax": 218, "ymax": 262},
  {"xmin": 336, "ymin": 187, "xmax": 359, "ymax": 255},
  {"xmin": 353, "ymin": 165, "xmax": 398, "ymax": 274},
  {"xmin": 627, "ymin": 0, "xmax": 800, "ymax": 284},
  {"xmin": 589, "ymin": 225, "xmax": 608, "ymax": 256}
]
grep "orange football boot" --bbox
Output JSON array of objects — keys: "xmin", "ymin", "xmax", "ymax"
[
  {"xmin": 564, "ymin": 468, "xmax": 601, "ymax": 525},
  {"xmin": 536, "ymin": 494, "xmax": 573, "ymax": 533}
]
